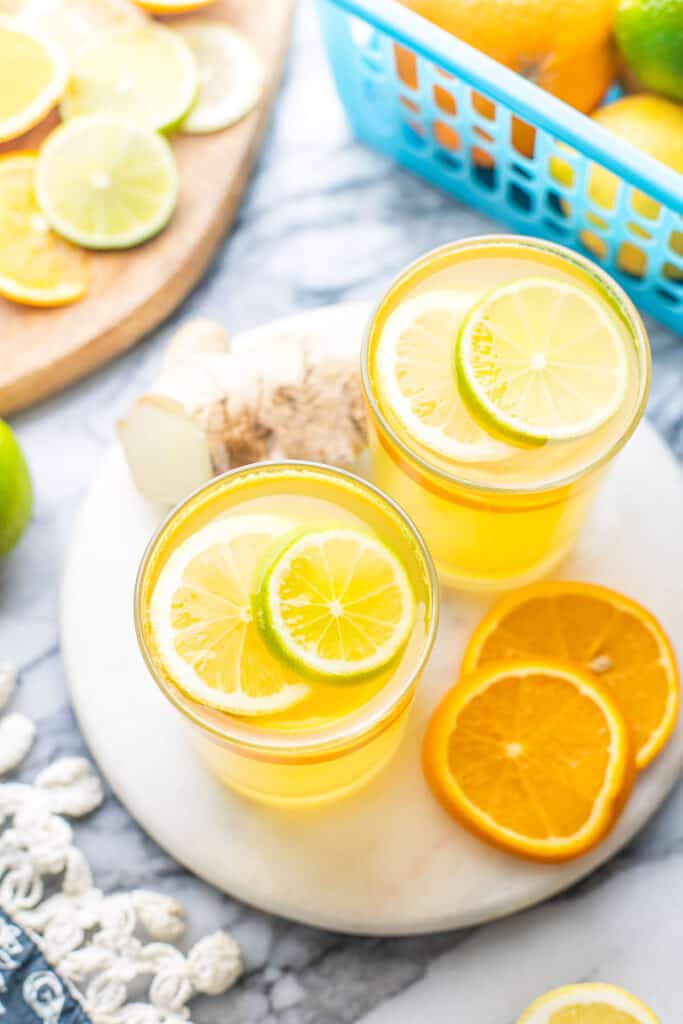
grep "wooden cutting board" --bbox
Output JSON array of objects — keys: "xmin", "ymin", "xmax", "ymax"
[{"xmin": 0, "ymin": 0, "xmax": 295, "ymax": 416}]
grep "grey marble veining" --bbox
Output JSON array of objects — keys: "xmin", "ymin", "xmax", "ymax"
[{"xmin": 2, "ymin": 2, "xmax": 683, "ymax": 1021}]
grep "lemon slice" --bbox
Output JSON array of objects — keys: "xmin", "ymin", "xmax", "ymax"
[
  {"xmin": 17, "ymin": 0, "xmax": 145, "ymax": 62},
  {"xmin": 149, "ymin": 515, "xmax": 310, "ymax": 716},
  {"xmin": 61, "ymin": 24, "xmax": 197, "ymax": 133},
  {"xmin": 35, "ymin": 114, "xmax": 178, "ymax": 250},
  {"xmin": 0, "ymin": 17, "xmax": 68, "ymax": 143},
  {"xmin": 257, "ymin": 527, "xmax": 415, "ymax": 682},
  {"xmin": 456, "ymin": 278, "xmax": 629, "ymax": 445},
  {"xmin": 133, "ymin": 0, "xmax": 216, "ymax": 11},
  {"xmin": 374, "ymin": 291, "xmax": 512, "ymax": 462},
  {"xmin": 0, "ymin": 152, "xmax": 88, "ymax": 307},
  {"xmin": 176, "ymin": 21, "xmax": 264, "ymax": 134},
  {"xmin": 517, "ymin": 983, "xmax": 660, "ymax": 1024}
]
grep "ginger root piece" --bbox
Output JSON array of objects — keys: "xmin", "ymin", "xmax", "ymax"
[{"xmin": 119, "ymin": 316, "xmax": 368, "ymax": 506}]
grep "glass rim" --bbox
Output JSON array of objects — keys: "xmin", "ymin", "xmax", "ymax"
[
  {"xmin": 361, "ymin": 234, "xmax": 652, "ymax": 497},
  {"xmin": 134, "ymin": 459, "xmax": 439, "ymax": 757}
]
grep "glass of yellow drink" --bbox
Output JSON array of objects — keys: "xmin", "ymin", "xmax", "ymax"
[
  {"xmin": 363, "ymin": 236, "xmax": 651, "ymax": 590},
  {"xmin": 135, "ymin": 461, "xmax": 438, "ymax": 807}
]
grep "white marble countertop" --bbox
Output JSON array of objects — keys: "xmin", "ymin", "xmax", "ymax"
[{"xmin": 2, "ymin": 3, "xmax": 683, "ymax": 1020}]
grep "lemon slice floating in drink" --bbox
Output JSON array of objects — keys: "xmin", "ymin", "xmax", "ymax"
[
  {"xmin": 375, "ymin": 291, "xmax": 512, "ymax": 462},
  {"xmin": 149, "ymin": 515, "xmax": 311, "ymax": 716},
  {"xmin": 62, "ymin": 24, "xmax": 198, "ymax": 133},
  {"xmin": 35, "ymin": 114, "xmax": 178, "ymax": 250},
  {"xmin": 257, "ymin": 527, "xmax": 416, "ymax": 682},
  {"xmin": 456, "ymin": 278, "xmax": 629, "ymax": 445}
]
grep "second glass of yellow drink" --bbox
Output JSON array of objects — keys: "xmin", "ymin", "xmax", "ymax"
[
  {"xmin": 135, "ymin": 462, "xmax": 438, "ymax": 806},
  {"xmin": 363, "ymin": 236, "xmax": 651, "ymax": 589}
]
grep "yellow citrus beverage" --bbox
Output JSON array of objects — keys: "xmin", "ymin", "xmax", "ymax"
[
  {"xmin": 364, "ymin": 236, "xmax": 651, "ymax": 589},
  {"xmin": 135, "ymin": 462, "xmax": 437, "ymax": 806}
]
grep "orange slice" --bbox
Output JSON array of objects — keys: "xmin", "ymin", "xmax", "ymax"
[
  {"xmin": 423, "ymin": 658, "xmax": 633, "ymax": 862},
  {"xmin": 462, "ymin": 581, "xmax": 679, "ymax": 770}
]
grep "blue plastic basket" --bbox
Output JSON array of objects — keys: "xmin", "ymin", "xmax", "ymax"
[{"xmin": 316, "ymin": 0, "xmax": 683, "ymax": 332}]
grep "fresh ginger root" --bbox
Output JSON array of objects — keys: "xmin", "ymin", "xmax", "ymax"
[{"xmin": 118, "ymin": 315, "xmax": 368, "ymax": 506}]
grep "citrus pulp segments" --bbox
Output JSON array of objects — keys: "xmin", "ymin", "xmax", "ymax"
[
  {"xmin": 0, "ymin": 152, "xmax": 88, "ymax": 306},
  {"xmin": 258, "ymin": 527, "xmax": 416, "ymax": 681},
  {"xmin": 61, "ymin": 23, "xmax": 198, "ymax": 133},
  {"xmin": 374, "ymin": 290, "xmax": 513, "ymax": 462},
  {"xmin": 517, "ymin": 983, "xmax": 660, "ymax": 1024},
  {"xmin": 176, "ymin": 21, "xmax": 264, "ymax": 134},
  {"xmin": 35, "ymin": 114, "xmax": 179, "ymax": 250},
  {"xmin": 0, "ymin": 17, "xmax": 68, "ymax": 142},
  {"xmin": 423, "ymin": 658, "xmax": 633, "ymax": 862},
  {"xmin": 149, "ymin": 515, "xmax": 311, "ymax": 716},
  {"xmin": 456, "ymin": 278, "xmax": 629, "ymax": 444}
]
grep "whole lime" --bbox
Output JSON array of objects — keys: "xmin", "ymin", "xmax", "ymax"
[
  {"xmin": 615, "ymin": 0, "xmax": 683, "ymax": 102},
  {"xmin": 0, "ymin": 420, "xmax": 32, "ymax": 556}
]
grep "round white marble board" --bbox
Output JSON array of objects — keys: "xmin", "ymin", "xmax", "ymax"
[{"xmin": 62, "ymin": 303, "xmax": 683, "ymax": 937}]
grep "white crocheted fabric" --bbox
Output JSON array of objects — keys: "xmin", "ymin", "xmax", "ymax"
[{"xmin": 0, "ymin": 663, "xmax": 242, "ymax": 1023}]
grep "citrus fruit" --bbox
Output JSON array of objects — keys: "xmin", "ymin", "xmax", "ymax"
[
  {"xmin": 35, "ymin": 114, "xmax": 179, "ymax": 250},
  {"xmin": 133, "ymin": 0, "xmax": 217, "ymax": 11},
  {"xmin": 17, "ymin": 0, "xmax": 145, "ymax": 62},
  {"xmin": 615, "ymin": 0, "xmax": 683, "ymax": 102},
  {"xmin": 398, "ymin": 0, "xmax": 614, "ymax": 120},
  {"xmin": 455, "ymin": 278, "xmax": 628, "ymax": 445},
  {"xmin": 374, "ymin": 291, "xmax": 513, "ymax": 463},
  {"xmin": 462, "ymin": 581, "xmax": 680, "ymax": 769},
  {"xmin": 517, "ymin": 983, "xmax": 660, "ymax": 1024},
  {"xmin": 553, "ymin": 96, "xmax": 683, "ymax": 280},
  {"xmin": 149, "ymin": 514, "xmax": 311, "ymax": 716},
  {"xmin": 0, "ymin": 153, "xmax": 88, "ymax": 307},
  {"xmin": 176, "ymin": 21, "xmax": 264, "ymax": 134},
  {"xmin": 256, "ymin": 527, "xmax": 415, "ymax": 682},
  {"xmin": 423, "ymin": 658, "xmax": 633, "ymax": 861},
  {"xmin": 0, "ymin": 420, "xmax": 32, "ymax": 557},
  {"xmin": 62, "ymin": 24, "xmax": 197, "ymax": 133},
  {"xmin": 0, "ymin": 18, "xmax": 68, "ymax": 143}
]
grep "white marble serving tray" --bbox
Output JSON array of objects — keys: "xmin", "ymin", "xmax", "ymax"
[{"xmin": 61, "ymin": 304, "xmax": 683, "ymax": 937}]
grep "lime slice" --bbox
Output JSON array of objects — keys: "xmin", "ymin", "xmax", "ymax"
[
  {"xmin": 0, "ymin": 17, "xmax": 68, "ymax": 143},
  {"xmin": 149, "ymin": 515, "xmax": 310, "ymax": 716},
  {"xmin": 374, "ymin": 291, "xmax": 513, "ymax": 462},
  {"xmin": 256, "ymin": 527, "xmax": 416, "ymax": 682},
  {"xmin": 176, "ymin": 21, "xmax": 264, "ymax": 134},
  {"xmin": 0, "ymin": 420, "xmax": 32, "ymax": 557},
  {"xmin": 61, "ymin": 24, "xmax": 198, "ymax": 133},
  {"xmin": 35, "ymin": 114, "xmax": 178, "ymax": 250},
  {"xmin": 456, "ymin": 278, "xmax": 629, "ymax": 444}
]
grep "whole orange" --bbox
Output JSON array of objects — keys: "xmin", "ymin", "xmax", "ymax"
[{"xmin": 400, "ymin": 0, "xmax": 616, "ymax": 145}]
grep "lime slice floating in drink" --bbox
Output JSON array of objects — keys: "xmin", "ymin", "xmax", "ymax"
[
  {"xmin": 456, "ymin": 278, "xmax": 629, "ymax": 445},
  {"xmin": 375, "ymin": 291, "xmax": 513, "ymax": 462},
  {"xmin": 149, "ymin": 514, "xmax": 311, "ymax": 716},
  {"xmin": 61, "ymin": 23, "xmax": 198, "ymax": 133},
  {"xmin": 256, "ymin": 527, "xmax": 416, "ymax": 682},
  {"xmin": 35, "ymin": 114, "xmax": 178, "ymax": 250}
]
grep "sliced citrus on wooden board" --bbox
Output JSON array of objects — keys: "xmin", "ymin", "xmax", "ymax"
[
  {"xmin": 133, "ymin": 0, "xmax": 217, "ymax": 12},
  {"xmin": 462, "ymin": 581, "xmax": 680, "ymax": 769},
  {"xmin": 149, "ymin": 514, "xmax": 310, "ymax": 716},
  {"xmin": 423, "ymin": 658, "xmax": 634, "ymax": 861},
  {"xmin": 0, "ymin": 17, "xmax": 68, "ymax": 142},
  {"xmin": 517, "ymin": 983, "xmax": 660, "ymax": 1024},
  {"xmin": 0, "ymin": 152, "xmax": 88, "ymax": 307}
]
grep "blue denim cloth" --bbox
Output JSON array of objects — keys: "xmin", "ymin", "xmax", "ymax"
[{"xmin": 0, "ymin": 911, "xmax": 90, "ymax": 1023}]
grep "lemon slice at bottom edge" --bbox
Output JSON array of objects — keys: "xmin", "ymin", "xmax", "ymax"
[
  {"xmin": 149, "ymin": 514, "xmax": 311, "ymax": 716},
  {"xmin": 456, "ymin": 277, "xmax": 629, "ymax": 445},
  {"xmin": 35, "ymin": 114, "xmax": 178, "ymax": 250},
  {"xmin": 0, "ymin": 153, "xmax": 88, "ymax": 307},
  {"xmin": 257, "ymin": 527, "xmax": 416, "ymax": 682},
  {"xmin": 517, "ymin": 983, "xmax": 660, "ymax": 1024}
]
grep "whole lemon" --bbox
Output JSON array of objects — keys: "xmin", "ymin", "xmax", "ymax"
[
  {"xmin": 0, "ymin": 420, "xmax": 32, "ymax": 557},
  {"xmin": 615, "ymin": 0, "xmax": 683, "ymax": 102}
]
